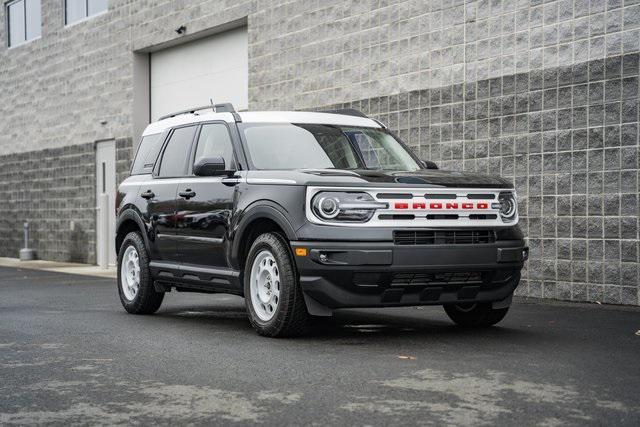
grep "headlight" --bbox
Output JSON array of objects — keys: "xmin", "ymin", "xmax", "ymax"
[
  {"xmin": 497, "ymin": 192, "xmax": 517, "ymax": 222},
  {"xmin": 311, "ymin": 192, "xmax": 388, "ymax": 222}
]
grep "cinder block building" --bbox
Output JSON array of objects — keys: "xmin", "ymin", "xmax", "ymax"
[{"xmin": 0, "ymin": 0, "xmax": 638, "ymax": 305}]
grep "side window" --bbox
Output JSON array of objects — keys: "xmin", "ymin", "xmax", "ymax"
[
  {"xmin": 65, "ymin": 0, "xmax": 108, "ymax": 25},
  {"xmin": 130, "ymin": 133, "xmax": 163, "ymax": 175},
  {"xmin": 7, "ymin": 0, "xmax": 41, "ymax": 47},
  {"xmin": 194, "ymin": 124, "xmax": 235, "ymax": 169},
  {"xmin": 158, "ymin": 126, "xmax": 197, "ymax": 177}
]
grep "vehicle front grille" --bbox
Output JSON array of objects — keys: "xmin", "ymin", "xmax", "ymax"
[
  {"xmin": 391, "ymin": 272, "xmax": 484, "ymax": 286},
  {"xmin": 393, "ymin": 229, "xmax": 496, "ymax": 245}
]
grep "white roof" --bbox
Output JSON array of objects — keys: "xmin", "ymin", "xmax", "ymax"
[
  {"xmin": 142, "ymin": 110, "xmax": 381, "ymax": 136},
  {"xmin": 238, "ymin": 111, "xmax": 381, "ymax": 128}
]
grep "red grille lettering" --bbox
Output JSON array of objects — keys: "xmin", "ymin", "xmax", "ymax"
[{"xmin": 392, "ymin": 200, "xmax": 492, "ymax": 210}]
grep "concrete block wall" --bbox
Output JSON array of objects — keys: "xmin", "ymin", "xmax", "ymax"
[
  {"xmin": 0, "ymin": 0, "xmax": 255, "ymax": 157},
  {"xmin": 0, "ymin": 137, "xmax": 132, "ymax": 263},
  {"xmin": 250, "ymin": 0, "xmax": 640, "ymax": 305},
  {"xmin": 116, "ymin": 137, "xmax": 134, "ymax": 187},
  {"xmin": 0, "ymin": 143, "xmax": 96, "ymax": 263},
  {"xmin": 0, "ymin": 0, "xmax": 253, "ymax": 262},
  {"xmin": 0, "ymin": 0, "xmax": 637, "ymax": 305},
  {"xmin": 324, "ymin": 52, "xmax": 640, "ymax": 305}
]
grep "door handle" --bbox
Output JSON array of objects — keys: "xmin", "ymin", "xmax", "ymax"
[
  {"xmin": 141, "ymin": 190, "xmax": 155, "ymax": 199},
  {"xmin": 179, "ymin": 189, "xmax": 196, "ymax": 199},
  {"xmin": 221, "ymin": 177, "xmax": 241, "ymax": 187}
]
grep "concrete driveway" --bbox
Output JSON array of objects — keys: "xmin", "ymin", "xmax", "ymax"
[{"xmin": 1, "ymin": 266, "xmax": 639, "ymax": 425}]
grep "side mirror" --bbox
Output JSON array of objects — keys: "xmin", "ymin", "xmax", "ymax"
[
  {"xmin": 421, "ymin": 159, "xmax": 438, "ymax": 170},
  {"xmin": 194, "ymin": 156, "xmax": 228, "ymax": 176}
]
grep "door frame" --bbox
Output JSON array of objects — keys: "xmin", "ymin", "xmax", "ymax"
[{"xmin": 95, "ymin": 139, "xmax": 117, "ymax": 267}]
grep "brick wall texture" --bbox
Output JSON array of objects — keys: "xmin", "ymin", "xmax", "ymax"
[
  {"xmin": 0, "ymin": 138, "xmax": 132, "ymax": 263},
  {"xmin": 0, "ymin": 0, "xmax": 638, "ymax": 305}
]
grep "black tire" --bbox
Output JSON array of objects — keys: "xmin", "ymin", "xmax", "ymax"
[
  {"xmin": 443, "ymin": 302, "xmax": 509, "ymax": 327},
  {"xmin": 117, "ymin": 232, "xmax": 164, "ymax": 314},
  {"xmin": 243, "ymin": 232, "xmax": 310, "ymax": 337}
]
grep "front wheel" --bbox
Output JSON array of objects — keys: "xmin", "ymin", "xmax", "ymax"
[
  {"xmin": 244, "ymin": 232, "xmax": 310, "ymax": 337},
  {"xmin": 443, "ymin": 302, "xmax": 509, "ymax": 327},
  {"xmin": 117, "ymin": 232, "xmax": 164, "ymax": 314}
]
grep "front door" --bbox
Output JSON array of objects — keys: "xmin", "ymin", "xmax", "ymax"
[
  {"xmin": 175, "ymin": 122, "xmax": 237, "ymax": 268},
  {"xmin": 142, "ymin": 125, "xmax": 198, "ymax": 263},
  {"xmin": 96, "ymin": 140, "xmax": 116, "ymax": 267}
]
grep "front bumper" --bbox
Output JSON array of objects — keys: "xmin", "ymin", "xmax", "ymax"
[{"xmin": 290, "ymin": 239, "xmax": 527, "ymax": 313}]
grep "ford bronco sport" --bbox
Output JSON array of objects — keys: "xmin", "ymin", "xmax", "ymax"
[{"xmin": 116, "ymin": 103, "xmax": 528, "ymax": 337}]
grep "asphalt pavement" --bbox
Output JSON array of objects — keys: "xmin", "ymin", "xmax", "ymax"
[{"xmin": 1, "ymin": 266, "xmax": 639, "ymax": 426}]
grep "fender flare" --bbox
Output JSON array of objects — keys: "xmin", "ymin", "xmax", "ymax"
[
  {"xmin": 230, "ymin": 202, "xmax": 297, "ymax": 269},
  {"xmin": 115, "ymin": 208, "xmax": 151, "ymax": 253}
]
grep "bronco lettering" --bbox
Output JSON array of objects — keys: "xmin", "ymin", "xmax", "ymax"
[{"xmin": 394, "ymin": 201, "xmax": 490, "ymax": 210}]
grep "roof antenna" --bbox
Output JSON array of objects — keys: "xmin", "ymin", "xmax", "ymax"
[{"xmin": 210, "ymin": 98, "xmax": 215, "ymax": 113}]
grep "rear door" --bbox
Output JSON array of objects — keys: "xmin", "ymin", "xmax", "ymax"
[
  {"xmin": 174, "ymin": 122, "xmax": 238, "ymax": 269},
  {"xmin": 141, "ymin": 125, "xmax": 198, "ymax": 263}
]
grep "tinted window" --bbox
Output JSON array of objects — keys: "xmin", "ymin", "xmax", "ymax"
[
  {"xmin": 242, "ymin": 124, "xmax": 420, "ymax": 171},
  {"xmin": 194, "ymin": 124, "xmax": 235, "ymax": 169},
  {"xmin": 243, "ymin": 124, "xmax": 353, "ymax": 170},
  {"xmin": 159, "ymin": 126, "xmax": 197, "ymax": 177},
  {"xmin": 131, "ymin": 134, "xmax": 163, "ymax": 175}
]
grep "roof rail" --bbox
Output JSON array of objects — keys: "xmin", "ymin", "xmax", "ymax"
[
  {"xmin": 320, "ymin": 108, "xmax": 369, "ymax": 118},
  {"xmin": 158, "ymin": 103, "xmax": 239, "ymax": 121},
  {"xmin": 319, "ymin": 108, "xmax": 386, "ymax": 128}
]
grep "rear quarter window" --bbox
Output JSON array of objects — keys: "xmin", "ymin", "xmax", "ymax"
[{"xmin": 131, "ymin": 134, "xmax": 163, "ymax": 175}]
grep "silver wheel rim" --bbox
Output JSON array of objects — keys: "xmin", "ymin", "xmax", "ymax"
[
  {"xmin": 250, "ymin": 250, "xmax": 280, "ymax": 322},
  {"xmin": 121, "ymin": 245, "xmax": 141, "ymax": 301}
]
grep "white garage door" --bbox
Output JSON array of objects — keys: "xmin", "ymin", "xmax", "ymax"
[{"xmin": 150, "ymin": 27, "xmax": 248, "ymax": 121}]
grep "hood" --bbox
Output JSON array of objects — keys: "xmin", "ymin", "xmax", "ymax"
[
  {"xmin": 246, "ymin": 169, "xmax": 513, "ymax": 189},
  {"xmin": 298, "ymin": 168, "xmax": 512, "ymax": 188}
]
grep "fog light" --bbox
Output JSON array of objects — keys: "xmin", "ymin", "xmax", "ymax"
[{"xmin": 522, "ymin": 247, "xmax": 529, "ymax": 261}]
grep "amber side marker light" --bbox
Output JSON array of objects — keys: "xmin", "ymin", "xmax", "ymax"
[{"xmin": 295, "ymin": 248, "xmax": 308, "ymax": 257}]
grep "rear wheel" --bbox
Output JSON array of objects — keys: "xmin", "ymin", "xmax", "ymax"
[
  {"xmin": 443, "ymin": 302, "xmax": 509, "ymax": 327},
  {"xmin": 244, "ymin": 232, "xmax": 310, "ymax": 337},
  {"xmin": 117, "ymin": 232, "xmax": 164, "ymax": 314}
]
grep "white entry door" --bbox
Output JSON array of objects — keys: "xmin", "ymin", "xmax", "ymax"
[
  {"xmin": 150, "ymin": 27, "xmax": 248, "ymax": 121},
  {"xmin": 96, "ymin": 140, "xmax": 116, "ymax": 267}
]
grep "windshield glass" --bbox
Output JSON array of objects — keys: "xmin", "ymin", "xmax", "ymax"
[{"xmin": 241, "ymin": 123, "xmax": 421, "ymax": 171}]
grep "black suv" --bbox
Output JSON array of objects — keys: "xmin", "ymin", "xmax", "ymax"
[{"xmin": 116, "ymin": 104, "xmax": 528, "ymax": 337}]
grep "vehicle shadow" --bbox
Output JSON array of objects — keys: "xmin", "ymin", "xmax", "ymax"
[
  {"xmin": 155, "ymin": 298, "xmax": 540, "ymax": 344},
  {"xmin": 309, "ymin": 309, "xmax": 538, "ymax": 343}
]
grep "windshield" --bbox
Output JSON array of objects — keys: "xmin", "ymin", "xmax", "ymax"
[{"xmin": 241, "ymin": 123, "xmax": 422, "ymax": 171}]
